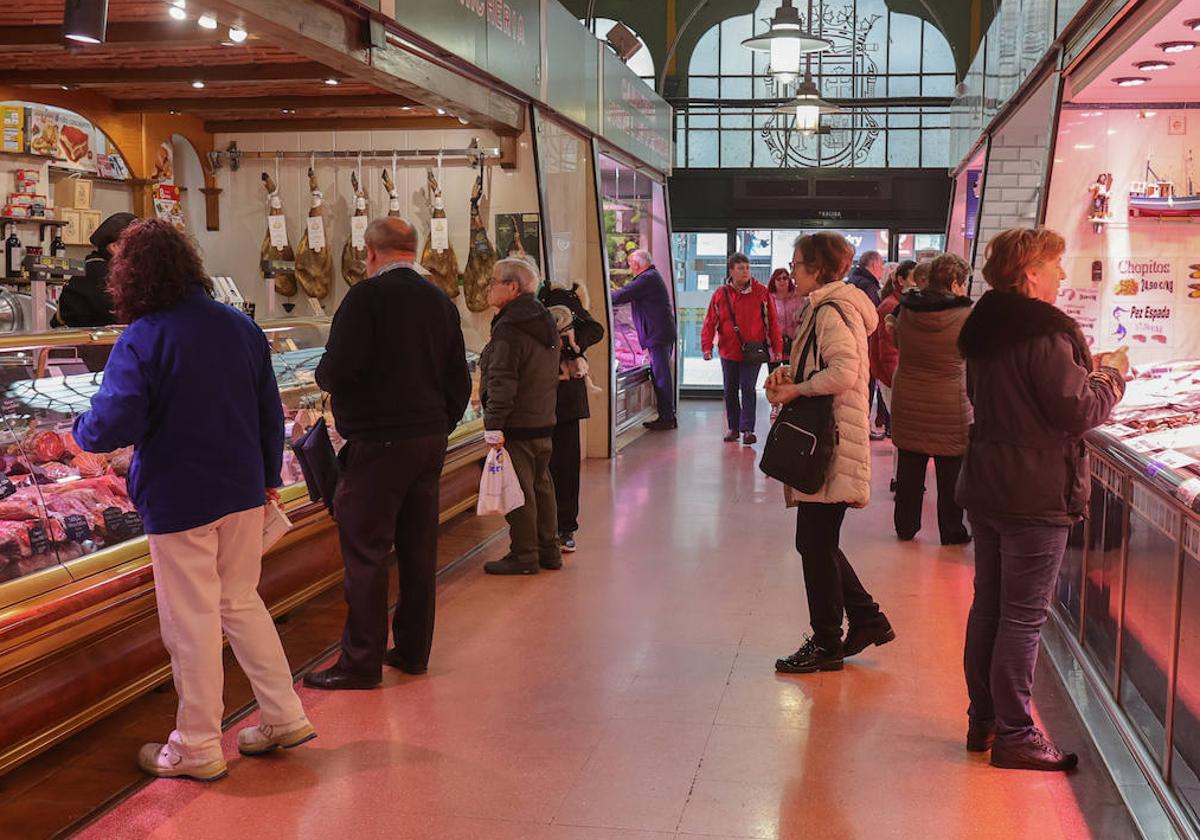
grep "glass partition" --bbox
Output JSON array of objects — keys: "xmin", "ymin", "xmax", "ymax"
[{"xmin": 674, "ymin": 231, "xmax": 730, "ymax": 390}]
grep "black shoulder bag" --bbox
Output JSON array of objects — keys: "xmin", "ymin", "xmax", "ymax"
[
  {"xmin": 725, "ymin": 286, "xmax": 770, "ymax": 365},
  {"xmin": 758, "ymin": 302, "xmax": 850, "ymax": 494}
]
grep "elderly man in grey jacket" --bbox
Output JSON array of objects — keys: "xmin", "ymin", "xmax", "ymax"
[{"xmin": 479, "ymin": 257, "xmax": 563, "ymax": 575}]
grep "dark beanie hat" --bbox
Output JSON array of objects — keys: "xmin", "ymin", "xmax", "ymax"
[{"xmin": 90, "ymin": 212, "xmax": 138, "ymax": 251}]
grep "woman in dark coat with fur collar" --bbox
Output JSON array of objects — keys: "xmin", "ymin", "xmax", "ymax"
[{"xmin": 957, "ymin": 228, "xmax": 1127, "ymax": 773}]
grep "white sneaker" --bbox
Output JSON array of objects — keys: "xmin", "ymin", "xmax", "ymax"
[
  {"xmin": 137, "ymin": 742, "xmax": 227, "ymax": 781},
  {"xmin": 237, "ymin": 720, "xmax": 318, "ymax": 756}
]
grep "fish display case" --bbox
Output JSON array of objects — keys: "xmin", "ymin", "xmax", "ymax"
[{"xmin": 0, "ymin": 317, "xmax": 486, "ymax": 774}]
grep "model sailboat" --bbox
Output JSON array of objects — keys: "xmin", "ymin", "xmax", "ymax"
[{"xmin": 1129, "ymin": 152, "xmax": 1200, "ymax": 219}]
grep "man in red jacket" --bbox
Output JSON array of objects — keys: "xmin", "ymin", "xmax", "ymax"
[{"xmin": 701, "ymin": 253, "xmax": 783, "ymax": 444}]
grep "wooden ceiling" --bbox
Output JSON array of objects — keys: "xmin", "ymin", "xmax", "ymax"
[{"xmin": 0, "ymin": 0, "xmax": 465, "ymax": 132}]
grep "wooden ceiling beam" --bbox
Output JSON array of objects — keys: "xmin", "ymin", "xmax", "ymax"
[
  {"xmin": 115, "ymin": 94, "xmax": 416, "ymax": 112},
  {"xmin": 0, "ymin": 63, "xmax": 334, "ymax": 86},
  {"xmin": 204, "ymin": 116, "xmax": 461, "ymax": 132}
]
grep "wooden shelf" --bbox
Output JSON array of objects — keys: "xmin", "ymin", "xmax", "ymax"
[
  {"xmin": 0, "ymin": 216, "xmax": 65, "ymax": 228},
  {"xmin": 48, "ymin": 167, "xmax": 132, "ymax": 186}
]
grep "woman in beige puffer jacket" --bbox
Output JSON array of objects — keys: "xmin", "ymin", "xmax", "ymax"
[
  {"xmin": 890, "ymin": 254, "xmax": 973, "ymax": 545},
  {"xmin": 766, "ymin": 232, "xmax": 894, "ymax": 676}
]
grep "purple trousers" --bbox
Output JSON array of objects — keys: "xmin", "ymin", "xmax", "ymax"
[{"xmin": 963, "ymin": 512, "xmax": 1069, "ymax": 742}]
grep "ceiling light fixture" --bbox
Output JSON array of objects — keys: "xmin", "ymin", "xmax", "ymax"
[
  {"xmin": 741, "ymin": 0, "xmax": 830, "ymax": 85},
  {"xmin": 1074, "ymin": 143, "xmax": 1096, "ymax": 150},
  {"xmin": 1113, "ymin": 76, "xmax": 1149, "ymax": 86},
  {"xmin": 191, "ymin": 79, "xmax": 205, "ymax": 89},
  {"xmin": 228, "ymin": 25, "xmax": 247, "ymax": 43},
  {"xmin": 168, "ymin": 0, "xmax": 186, "ymax": 20},
  {"xmin": 436, "ymin": 107, "xmax": 446, "ymax": 115},
  {"xmin": 458, "ymin": 117, "xmax": 469, "ymax": 125},
  {"xmin": 1157, "ymin": 40, "xmax": 1196, "ymax": 53},
  {"xmin": 63, "ymin": 0, "xmax": 109, "ymax": 44},
  {"xmin": 1135, "ymin": 59, "xmax": 1173, "ymax": 70},
  {"xmin": 60, "ymin": 84, "xmax": 72, "ymax": 91},
  {"xmin": 197, "ymin": 12, "xmax": 217, "ymax": 30},
  {"xmin": 774, "ymin": 63, "xmax": 840, "ymax": 132},
  {"xmin": 323, "ymin": 77, "xmax": 339, "ymax": 86}
]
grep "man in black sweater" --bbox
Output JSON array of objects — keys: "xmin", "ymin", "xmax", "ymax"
[{"xmin": 305, "ymin": 217, "xmax": 470, "ymax": 690}]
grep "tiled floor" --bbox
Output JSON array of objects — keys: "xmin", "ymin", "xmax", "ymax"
[{"xmin": 73, "ymin": 401, "xmax": 1135, "ymax": 840}]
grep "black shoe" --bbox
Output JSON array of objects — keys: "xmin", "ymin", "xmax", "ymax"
[
  {"xmin": 484, "ymin": 555, "xmax": 538, "ymax": 575},
  {"xmin": 303, "ymin": 665, "xmax": 381, "ymax": 691},
  {"xmin": 889, "ymin": 479, "xmax": 897, "ymax": 493},
  {"xmin": 966, "ymin": 719, "xmax": 995, "ymax": 753},
  {"xmin": 843, "ymin": 618, "xmax": 896, "ymax": 657},
  {"xmin": 644, "ymin": 418, "xmax": 678, "ymax": 431},
  {"xmin": 942, "ymin": 532, "xmax": 973, "ymax": 546},
  {"xmin": 539, "ymin": 553, "xmax": 563, "ymax": 570},
  {"xmin": 559, "ymin": 532, "xmax": 577, "ymax": 553},
  {"xmin": 384, "ymin": 649, "xmax": 427, "ymax": 675},
  {"xmin": 775, "ymin": 638, "xmax": 844, "ymax": 674},
  {"xmin": 742, "ymin": 431, "xmax": 757, "ymax": 444},
  {"xmin": 723, "ymin": 430, "xmax": 739, "ymax": 442},
  {"xmin": 990, "ymin": 728, "xmax": 1078, "ymax": 771}
]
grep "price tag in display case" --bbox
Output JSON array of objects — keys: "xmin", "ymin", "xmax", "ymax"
[
  {"xmin": 268, "ymin": 215, "xmax": 289, "ymax": 249},
  {"xmin": 27, "ymin": 524, "xmax": 50, "ymax": 555},
  {"xmin": 0, "ymin": 472, "xmax": 14, "ymax": 500},
  {"xmin": 102, "ymin": 506, "xmax": 127, "ymax": 541},
  {"xmin": 306, "ymin": 216, "xmax": 326, "ymax": 251},
  {"xmin": 63, "ymin": 514, "xmax": 91, "ymax": 543},
  {"xmin": 123, "ymin": 511, "xmax": 144, "ymax": 537}
]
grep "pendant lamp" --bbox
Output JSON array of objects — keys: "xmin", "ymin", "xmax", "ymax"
[
  {"xmin": 63, "ymin": 0, "xmax": 108, "ymax": 44},
  {"xmin": 774, "ymin": 62, "xmax": 841, "ymax": 133},
  {"xmin": 741, "ymin": 0, "xmax": 830, "ymax": 85}
]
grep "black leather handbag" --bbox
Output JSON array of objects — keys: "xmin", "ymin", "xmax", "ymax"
[
  {"xmin": 291, "ymin": 416, "xmax": 340, "ymax": 516},
  {"xmin": 759, "ymin": 303, "xmax": 847, "ymax": 494},
  {"xmin": 725, "ymin": 287, "xmax": 771, "ymax": 365}
]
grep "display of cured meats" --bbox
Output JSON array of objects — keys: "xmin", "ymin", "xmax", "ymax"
[
  {"xmin": 462, "ymin": 162, "xmax": 496, "ymax": 313},
  {"xmin": 261, "ymin": 173, "xmax": 298, "ymax": 297},
  {"xmin": 341, "ymin": 171, "xmax": 368, "ymax": 287},
  {"xmin": 420, "ymin": 169, "xmax": 461, "ymax": 299},
  {"xmin": 295, "ymin": 168, "xmax": 333, "ymax": 300}
]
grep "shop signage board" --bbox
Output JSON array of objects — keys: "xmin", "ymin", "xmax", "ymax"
[
  {"xmin": 545, "ymin": 0, "xmax": 600, "ymax": 133},
  {"xmin": 600, "ymin": 50, "xmax": 672, "ymax": 175}
]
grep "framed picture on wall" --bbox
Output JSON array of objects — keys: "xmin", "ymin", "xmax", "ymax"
[{"xmin": 495, "ymin": 213, "xmax": 542, "ymax": 268}]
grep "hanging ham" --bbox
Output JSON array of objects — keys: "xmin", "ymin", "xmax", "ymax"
[
  {"xmin": 260, "ymin": 173, "xmax": 297, "ymax": 297},
  {"xmin": 295, "ymin": 167, "xmax": 333, "ymax": 300},
  {"xmin": 462, "ymin": 164, "xmax": 495, "ymax": 313},
  {"xmin": 420, "ymin": 168, "xmax": 460, "ymax": 299},
  {"xmin": 341, "ymin": 171, "xmax": 368, "ymax": 287},
  {"xmin": 381, "ymin": 168, "xmax": 401, "ymax": 218}
]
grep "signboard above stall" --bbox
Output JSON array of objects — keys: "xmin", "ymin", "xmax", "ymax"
[{"xmin": 600, "ymin": 50, "xmax": 673, "ymax": 175}]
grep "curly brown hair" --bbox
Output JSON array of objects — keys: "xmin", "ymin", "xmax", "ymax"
[{"xmin": 107, "ymin": 218, "xmax": 212, "ymax": 323}]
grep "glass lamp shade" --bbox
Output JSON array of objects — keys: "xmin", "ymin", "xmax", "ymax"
[
  {"xmin": 770, "ymin": 30, "xmax": 802, "ymax": 83},
  {"xmin": 742, "ymin": 1, "xmax": 831, "ymax": 75},
  {"xmin": 794, "ymin": 104, "xmax": 821, "ymax": 131}
]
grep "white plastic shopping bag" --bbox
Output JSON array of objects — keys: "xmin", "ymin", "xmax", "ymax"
[
  {"xmin": 262, "ymin": 501, "xmax": 293, "ymax": 552},
  {"xmin": 476, "ymin": 446, "xmax": 526, "ymax": 516}
]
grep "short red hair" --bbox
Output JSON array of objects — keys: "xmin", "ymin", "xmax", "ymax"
[
  {"xmin": 982, "ymin": 228, "xmax": 1066, "ymax": 296},
  {"xmin": 767, "ymin": 267, "xmax": 794, "ymax": 294}
]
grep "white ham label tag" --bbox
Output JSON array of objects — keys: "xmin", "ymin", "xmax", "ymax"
[
  {"xmin": 351, "ymin": 215, "xmax": 368, "ymax": 248},
  {"xmin": 267, "ymin": 215, "xmax": 288, "ymax": 249},
  {"xmin": 430, "ymin": 218, "xmax": 449, "ymax": 252},
  {"xmin": 306, "ymin": 216, "xmax": 326, "ymax": 251}
]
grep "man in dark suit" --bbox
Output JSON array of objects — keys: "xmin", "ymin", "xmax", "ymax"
[
  {"xmin": 611, "ymin": 250, "xmax": 678, "ymax": 431},
  {"xmin": 305, "ymin": 217, "xmax": 471, "ymax": 690}
]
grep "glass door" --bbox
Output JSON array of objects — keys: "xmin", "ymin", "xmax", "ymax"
[
  {"xmin": 895, "ymin": 232, "xmax": 948, "ymax": 260},
  {"xmin": 674, "ymin": 231, "xmax": 730, "ymax": 391}
]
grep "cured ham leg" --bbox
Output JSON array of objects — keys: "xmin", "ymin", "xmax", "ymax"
[
  {"xmin": 295, "ymin": 167, "xmax": 333, "ymax": 300},
  {"xmin": 341, "ymin": 171, "xmax": 368, "ymax": 287},
  {"xmin": 261, "ymin": 173, "xmax": 297, "ymax": 297},
  {"xmin": 381, "ymin": 169, "xmax": 401, "ymax": 218},
  {"xmin": 462, "ymin": 165, "xmax": 495, "ymax": 313},
  {"xmin": 420, "ymin": 168, "xmax": 460, "ymax": 298}
]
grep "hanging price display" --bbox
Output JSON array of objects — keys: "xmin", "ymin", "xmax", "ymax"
[
  {"xmin": 351, "ymin": 215, "xmax": 368, "ymax": 248},
  {"xmin": 430, "ymin": 218, "xmax": 449, "ymax": 252},
  {"xmin": 268, "ymin": 215, "xmax": 288, "ymax": 249},
  {"xmin": 306, "ymin": 216, "xmax": 326, "ymax": 251}
]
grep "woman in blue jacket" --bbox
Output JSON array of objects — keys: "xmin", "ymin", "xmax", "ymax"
[{"xmin": 74, "ymin": 219, "xmax": 313, "ymax": 781}]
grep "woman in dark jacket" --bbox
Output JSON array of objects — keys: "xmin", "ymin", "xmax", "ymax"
[
  {"xmin": 958, "ymin": 227, "xmax": 1127, "ymax": 772},
  {"xmin": 890, "ymin": 254, "xmax": 972, "ymax": 544},
  {"xmin": 539, "ymin": 282, "xmax": 604, "ymax": 552},
  {"xmin": 54, "ymin": 212, "xmax": 135, "ymax": 327}
]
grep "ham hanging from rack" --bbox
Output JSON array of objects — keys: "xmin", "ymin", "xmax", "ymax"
[
  {"xmin": 341, "ymin": 171, "xmax": 368, "ymax": 287},
  {"xmin": 260, "ymin": 173, "xmax": 297, "ymax": 297},
  {"xmin": 381, "ymin": 168, "xmax": 401, "ymax": 218},
  {"xmin": 295, "ymin": 167, "xmax": 333, "ymax": 300},
  {"xmin": 420, "ymin": 168, "xmax": 460, "ymax": 299},
  {"xmin": 462, "ymin": 162, "xmax": 495, "ymax": 313}
]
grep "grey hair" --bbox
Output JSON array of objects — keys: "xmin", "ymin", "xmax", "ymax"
[
  {"xmin": 494, "ymin": 256, "xmax": 540, "ymax": 294},
  {"xmin": 630, "ymin": 249, "xmax": 653, "ymax": 268}
]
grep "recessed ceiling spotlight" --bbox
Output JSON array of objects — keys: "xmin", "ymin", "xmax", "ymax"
[
  {"xmin": 169, "ymin": 109, "xmax": 178, "ymax": 115},
  {"xmin": 197, "ymin": 13, "xmax": 217, "ymax": 30},
  {"xmin": 191, "ymin": 79, "xmax": 205, "ymax": 89},
  {"xmin": 1113, "ymin": 76, "xmax": 1149, "ymax": 86},
  {"xmin": 458, "ymin": 117, "xmax": 469, "ymax": 125},
  {"xmin": 1157, "ymin": 40, "xmax": 1196, "ymax": 53},
  {"xmin": 1186, "ymin": 19, "xmax": 1200, "ymax": 32},
  {"xmin": 401, "ymin": 106, "xmax": 413, "ymax": 111},
  {"xmin": 280, "ymin": 108, "xmax": 296, "ymax": 114},
  {"xmin": 1074, "ymin": 143, "xmax": 1096, "ymax": 150},
  {"xmin": 228, "ymin": 25, "xmax": 247, "ymax": 43},
  {"xmin": 1144, "ymin": 110, "xmax": 1158, "ymax": 117},
  {"xmin": 1135, "ymin": 59, "xmax": 1173, "ymax": 70},
  {"xmin": 169, "ymin": 0, "xmax": 187, "ymax": 20},
  {"xmin": 60, "ymin": 84, "xmax": 72, "ymax": 91},
  {"xmin": 435, "ymin": 107, "xmax": 445, "ymax": 115},
  {"xmin": 323, "ymin": 77, "xmax": 339, "ymax": 86}
]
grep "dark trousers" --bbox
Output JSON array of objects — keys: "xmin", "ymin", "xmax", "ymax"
[
  {"xmin": 333, "ymin": 434, "xmax": 447, "ymax": 678},
  {"xmin": 504, "ymin": 437, "xmax": 560, "ymax": 565},
  {"xmin": 795, "ymin": 502, "xmax": 883, "ymax": 648},
  {"xmin": 647, "ymin": 343, "xmax": 675, "ymax": 422},
  {"xmin": 963, "ymin": 513, "xmax": 1069, "ymax": 742},
  {"xmin": 549, "ymin": 419, "xmax": 581, "ymax": 534},
  {"xmin": 720, "ymin": 357, "xmax": 762, "ymax": 433},
  {"xmin": 893, "ymin": 450, "xmax": 968, "ymax": 542}
]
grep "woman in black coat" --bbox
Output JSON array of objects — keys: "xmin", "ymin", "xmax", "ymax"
[
  {"xmin": 957, "ymin": 227, "xmax": 1126, "ymax": 772},
  {"xmin": 539, "ymin": 282, "xmax": 604, "ymax": 552},
  {"xmin": 55, "ymin": 212, "xmax": 136, "ymax": 328}
]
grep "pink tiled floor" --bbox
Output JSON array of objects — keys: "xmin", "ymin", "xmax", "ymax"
[{"xmin": 77, "ymin": 402, "xmax": 1112, "ymax": 840}]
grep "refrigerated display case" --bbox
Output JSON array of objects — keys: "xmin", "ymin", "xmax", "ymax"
[{"xmin": 0, "ymin": 317, "xmax": 486, "ymax": 773}]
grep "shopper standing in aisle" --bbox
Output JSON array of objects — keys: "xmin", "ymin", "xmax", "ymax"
[
  {"xmin": 767, "ymin": 266, "xmax": 806, "ymax": 369},
  {"xmin": 766, "ymin": 232, "xmax": 895, "ymax": 675},
  {"xmin": 958, "ymin": 227, "xmax": 1127, "ymax": 771},
  {"xmin": 890, "ymin": 254, "xmax": 973, "ymax": 544},
  {"xmin": 539, "ymin": 281, "xmax": 605, "ymax": 554},
  {"xmin": 611, "ymin": 249, "xmax": 678, "ymax": 430},
  {"xmin": 871, "ymin": 260, "xmax": 917, "ymax": 492},
  {"xmin": 74, "ymin": 219, "xmax": 314, "ymax": 781},
  {"xmin": 701, "ymin": 252, "xmax": 782, "ymax": 444},
  {"xmin": 305, "ymin": 217, "xmax": 470, "ymax": 691},
  {"xmin": 846, "ymin": 250, "xmax": 887, "ymax": 440},
  {"xmin": 480, "ymin": 258, "xmax": 563, "ymax": 575}
]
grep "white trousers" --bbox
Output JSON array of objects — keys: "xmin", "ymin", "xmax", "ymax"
[
  {"xmin": 148, "ymin": 506, "xmax": 308, "ymax": 761},
  {"xmin": 878, "ymin": 383, "xmax": 899, "ymax": 481}
]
